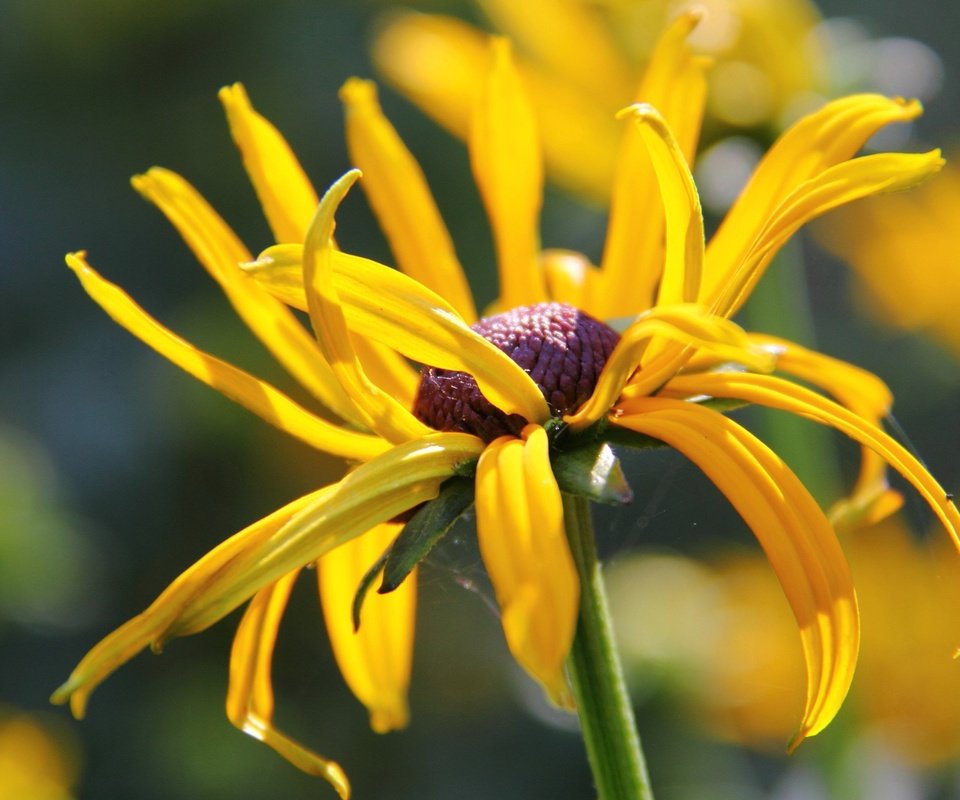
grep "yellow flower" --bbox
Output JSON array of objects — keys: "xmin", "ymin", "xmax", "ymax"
[
  {"xmin": 372, "ymin": 0, "xmax": 824, "ymax": 201},
  {"xmin": 611, "ymin": 520, "xmax": 960, "ymax": 767},
  {"xmin": 817, "ymin": 158, "xmax": 960, "ymax": 359},
  {"xmin": 53, "ymin": 18, "xmax": 958, "ymax": 797},
  {"xmin": 0, "ymin": 706, "xmax": 81, "ymax": 800}
]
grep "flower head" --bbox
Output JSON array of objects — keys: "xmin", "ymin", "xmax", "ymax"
[{"xmin": 54, "ymin": 18, "xmax": 959, "ymax": 797}]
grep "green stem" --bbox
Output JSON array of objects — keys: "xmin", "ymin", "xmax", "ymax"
[{"xmin": 563, "ymin": 494, "xmax": 653, "ymax": 800}]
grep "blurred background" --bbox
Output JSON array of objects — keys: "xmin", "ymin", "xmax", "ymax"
[{"xmin": 3, "ymin": 0, "xmax": 960, "ymax": 798}]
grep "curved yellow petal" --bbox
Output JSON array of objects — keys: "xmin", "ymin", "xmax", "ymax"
[
  {"xmin": 541, "ymin": 249, "xmax": 597, "ymax": 308},
  {"xmin": 470, "ymin": 37, "xmax": 547, "ymax": 308},
  {"xmin": 302, "ymin": 171, "xmax": 431, "ymax": 444},
  {"xmin": 711, "ymin": 150, "xmax": 945, "ymax": 317},
  {"xmin": 319, "ymin": 522, "xmax": 414, "ymax": 734},
  {"xmin": 748, "ymin": 335, "xmax": 902, "ymax": 528},
  {"xmin": 567, "ymin": 304, "xmax": 774, "ymax": 430},
  {"xmin": 597, "ymin": 10, "xmax": 708, "ymax": 318},
  {"xmin": 703, "ymin": 94, "xmax": 926, "ymax": 308},
  {"xmin": 52, "ymin": 487, "xmax": 328, "ymax": 718},
  {"xmin": 475, "ymin": 425, "xmax": 578, "ymax": 707},
  {"xmin": 616, "ymin": 104, "xmax": 704, "ymax": 308},
  {"xmin": 664, "ymin": 371, "xmax": 960, "ymax": 548},
  {"xmin": 65, "ymin": 253, "xmax": 387, "ymax": 461},
  {"xmin": 132, "ymin": 167, "xmax": 363, "ymax": 427},
  {"xmin": 227, "ymin": 570, "xmax": 351, "ymax": 798},
  {"xmin": 52, "ymin": 433, "xmax": 483, "ymax": 719},
  {"xmin": 613, "ymin": 397, "xmax": 858, "ymax": 747},
  {"xmin": 170, "ymin": 432, "xmax": 486, "ymax": 639},
  {"xmin": 248, "ymin": 243, "xmax": 551, "ymax": 424},
  {"xmin": 339, "ymin": 78, "xmax": 476, "ymax": 323},
  {"xmin": 218, "ymin": 83, "xmax": 319, "ymax": 243}
]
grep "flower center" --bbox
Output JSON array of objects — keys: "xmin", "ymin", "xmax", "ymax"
[{"xmin": 414, "ymin": 302, "xmax": 621, "ymax": 441}]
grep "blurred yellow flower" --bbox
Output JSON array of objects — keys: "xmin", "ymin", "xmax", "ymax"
[
  {"xmin": 53, "ymin": 16, "xmax": 959, "ymax": 797},
  {"xmin": 612, "ymin": 520, "xmax": 960, "ymax": 767},
  {"xmin": 0, "ymin": 707, "xmax": 80, "ymax": 800},
  {"xmin": 817, "ymin": 159, "xmax": 960, "ymax": 358},
  {"xmin": 372, "ymin": 0, "xmax": 824, "ymax": 201}
]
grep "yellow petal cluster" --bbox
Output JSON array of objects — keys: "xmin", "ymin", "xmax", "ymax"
[{"xmin": 55, "ymin": 14, "xmax": 959, "ymax": 798}]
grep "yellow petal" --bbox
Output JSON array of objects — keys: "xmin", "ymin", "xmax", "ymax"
[
  {"xmin": 470, "ymin": 37, "xmax": 547, "ymax": 308},
  {"xmin": 52, "ymin": 487, "xmax": 328, "ymax": 718},
  {"xmin": 613, "ymin": 397, "xmax": 858, "ymax": 746},
  {"xmin": 319, "ymin": 523, "xmax": 414, "ymax": 733},
  {"xmin": 616, "ymin": 103, "xmax": 704, "ymax": 308},
  {"xmin": 703, "ymin": 94, "xmax": 926, "ymax": 309},
  {"xmin": 597, "ymin": 10, "xmax": 708, "ymax": 319},
  {"xmin": 227, "ymin": 571, "xmax": 351, "ymax": 798},
  {"xmin": 711, "ymin": 150, "xmax": 945, "ymax": 317},
  {"xmin": 748, "ymin": 335, "xmax": 902, "ymax": 528},
  {"xmin": 52, "ymin": 433, "xmax": 483, "ymax": 719},
  {"xmin": 132, "ymin": 167, "xmax": 363, "ymax": 427},
  {"xmin": 218, "ymin": 83, "xmax": 319, "ymax": 243},
  {"xmin": 248, "ymin": 243, "xmax": 551, "ymax": 424},
  {"xmin": 476, "ymin": 0, "xmax": 633, "ymax": 107},
  {"xmin": 169, "ymin": 432, "xmax": 486, "ymax": 639},
  {"xmin": 664, "ymin": 371, "xmax": 960, "ymax": 549},
  {"xmin": 374, "ymin": 11, "xmax": 624, "ymax": 204},
  {"xmin": 541, "ymin": 249, "xmax": 597, "ymax": 308},
  {"xmin": 339, "ymin": 78, "xmax": 476, "ymax": 323},
  {"xmin": 65, "ymin": 253, "xmax": 387, "ymax": 461},
  {"xmin": 302, "ymin": 171, "xmax": 431, "ymax": 444},
  {"xmin": 371, "ymin": 12, "xmax": 485, "ymax": 143},
  {"xmin": 475, "ymin": 425, "xmax": 578, "ymax": 707},
  {"xmin": 567, "ymin": 304, "xmax": 774, "ymax": 431}
]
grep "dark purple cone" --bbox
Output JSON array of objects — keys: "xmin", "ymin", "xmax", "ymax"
[{"xmin": 414, "ymin": 302, "xmax": 621, "ymax": 441}]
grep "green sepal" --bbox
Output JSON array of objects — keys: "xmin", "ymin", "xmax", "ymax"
[
  {"xmin": 352, "ymin": 552, "xmax": 389, "ymax": 632},
  {"xmin": 380, "ymin": 477, "xmax": 475, "ymax": 594},
  {"xmin": 552, "ymin": 441, "xmax": 634, "ymax": 505}
]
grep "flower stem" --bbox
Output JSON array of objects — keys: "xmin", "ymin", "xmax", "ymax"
[{"xmin": 563, "ymin": 494, "xmax": 654, "ymax": 800}]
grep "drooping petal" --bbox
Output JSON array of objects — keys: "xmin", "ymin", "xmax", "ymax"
[
  {"xmin": 748, "ymin": 335, "xmax": 903, "ymax": 528},
  {"xmin": 226, "ymin": 570, "xmax": 351, "ymax": 798},
  {"xmin": 169, "ymin": 432, "xmax": 486, "ymax": 639},
  {"xmin": 65, "ymin": 253, "xmax": 387, "ymax": 461},
  {"xmin": 52, "ymin": 433, "xmax": 484, "ymax": 717},
  {"xmin": 218, "ymin": 83, "xmax": 319, "ymax": 243},
  {"xmin": 247, "ymin": 243, "xmax": 550, "ymax": 424},
  {"xmin": 339, "ymin": 78, "xmax": 476, "ymax": 323},
  {"xmin": 52, "ymin": 487, "xmax": 328, "ymax": 718},
  {"xmin": 302, "ymin": 171, "xmax": 431, "ymax": 443},
  {"xmin": 613, "ymin": 397, "xmax": 859, "ymax": 747},
  {"xmin": 475, "ymin": 425, "xmax": 578, "ymax": 707},
  {"xmin": 132, "ymin": 167, "xmax": 363, "ymax": 427},
  {"xmin": 470, "ymin": 37, "xmax": 548, "ymax": 308},
  {"xmin": 663, "ymin": 371, "xmax": 960, "ymax": 549},
  {"xmin": 710, "ymin": 150, "xmax": 945, "ymax": 317},
  {"xmin": 597, "ymin": 10, "xmax": 708, "ymax": 318},
  {"xmin": 566, "ymin": 304, "xmax": 774, "ymax": 431},
  {"xmin": 616, "ymin": 103, "xmax": 704, "ymax": 308},
  {"xmin": 319, "ymin": 522, "xmax": 414, "ymax": 734},
  {"xmin": 703, "ymin": 94, "xmax": 926, "ymax": 309}
]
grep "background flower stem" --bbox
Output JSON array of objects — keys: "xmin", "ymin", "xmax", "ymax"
[{"xmin": 563, "ymin": 493, "xmax": 654, "ymax": 800}]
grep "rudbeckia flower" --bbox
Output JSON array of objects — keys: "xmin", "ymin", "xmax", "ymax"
[
  {"xmin": 54, "ymin": 18, "xmax": 959, "ymax": 798},
  {"xmin": 372, "ymin": 0, "xmax": 825, "ymax": 201}
]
